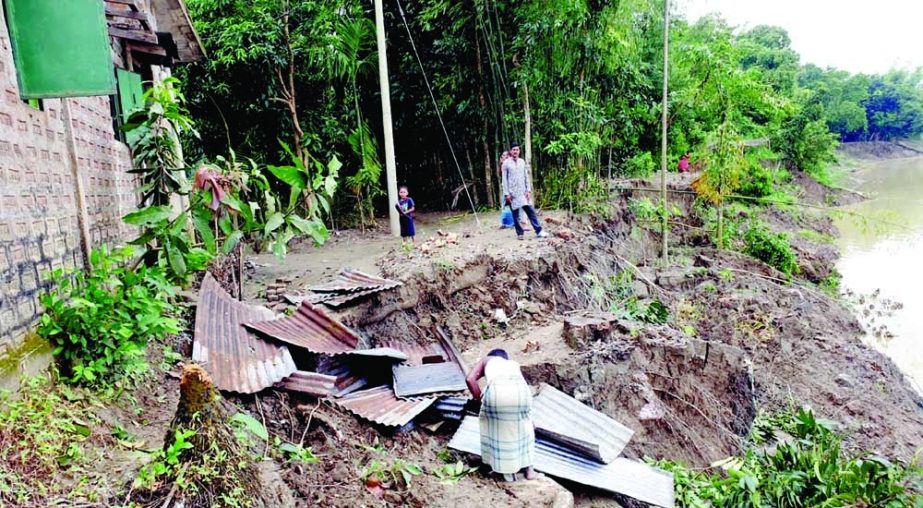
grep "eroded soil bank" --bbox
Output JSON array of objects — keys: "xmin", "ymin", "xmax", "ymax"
[{"xmin": 238, "ymin": 175, "xmax": 922, "ymax": 506}]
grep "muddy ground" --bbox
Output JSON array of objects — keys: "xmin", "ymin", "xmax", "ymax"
[
  {"xmin": 223, "ymin": 171, "xmax": 922, "ymax": 507},
  {"xmin": 44, "ymin": 168, "xmax": 920, "ymax": 508}
]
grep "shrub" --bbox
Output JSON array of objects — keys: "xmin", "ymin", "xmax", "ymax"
[
  {"xmin": 738, "ymin": 160, "xmax": 775, "ymax": 198},
  {"xmin": 539, "ymin": 167, "xmax": 608, "ymax": 213},
  {"xmin": 624, "ymin": 151, "xmax": 656, "ymax": 178},
  {"xmin": 38, "ymin": 247, "xmax": 180, "ymax": 386},
  {"xmin": 656, "ymin": 407, "xmax": 923, "ymax": 507},
  {"xmin": 743, "ymin": 223, "xmax": 799, "ymax": 276}
]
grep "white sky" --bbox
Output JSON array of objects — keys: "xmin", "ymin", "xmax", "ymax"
[{"xmin": 678, "ymin": 0, "xmax": 923, "ymax": 75}]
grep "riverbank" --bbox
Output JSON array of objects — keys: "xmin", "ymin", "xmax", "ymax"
[
  {"xmin": 2, "ymin": 164, "xmax": 921, "ymax": 506},
  {"xmin": 837, "ymin": 140, "xmax": 923, "ymax": 160},
  {"xmin": 233, "ymin": 170, "xmax": 922, "ymax": 505}
]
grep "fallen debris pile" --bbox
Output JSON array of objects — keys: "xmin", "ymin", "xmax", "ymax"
[
  {"xmin": 192, "ymin": 270, "xmax": 467, "ymax": 431},
  {"xmin": 449, "ymin": 383, "xmax": 675, "ymax": 507},
  {"xmin": 192, "ymin": 269, "xmax": 675, "ymax": 505},
  {"xmin": 285, "ymin": 268, "xmax": 402, "ymax": 308}
]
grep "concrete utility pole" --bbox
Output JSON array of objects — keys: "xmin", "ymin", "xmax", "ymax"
[
  {"xmin": 660, "ymin": 0, "xmax": 670, "ymax": 265},
  {"xmin": 375, "ymin": 0, "xmax": 400, "ymax": 236}
]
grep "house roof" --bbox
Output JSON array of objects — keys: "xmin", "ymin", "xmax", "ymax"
[
  {"xmin": 105, "ymin": 0, "xmax": 205, "ymax": 64},
  {"xmin": 149, "ymin": 0, "xmax": 205, "ymax": 62}
]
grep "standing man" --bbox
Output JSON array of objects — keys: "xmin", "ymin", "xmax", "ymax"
[{"xmin": 502, "ymin": 142, "xmax": 547, "ymax": 240}]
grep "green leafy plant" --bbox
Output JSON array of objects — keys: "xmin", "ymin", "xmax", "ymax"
[
  {"xmin": 692, "ymin": 121, "xmax": 748, "ymax": 249},
  {"xmin": 123, "ymin": 204, "xmax": 213, "ymax": 284},
  {"xmin": 160, "ymin": 346, "xmax": 183, "ymax": 372},
  {"xmin": 345, "ymin": 121, "xmax": 384, "ymax": 229},
  {"xmin": 277, "ymin": 442, "xmax": 319, "ymax": 465},
  {"xmin": 136, "ymin": 428, "xmax": 196, "ymax": 488},
  {"xmin": 623, "ymin": 151, "xmax": 656, "ymax": 178},
  {"xmin": 124, "ymin": 77, "xmax": 198, "ymax": 207},
  {"xmin": 0, "ymin": 376, "xmax": 99, "ymax": 505},
  {"xmin": 230, "ymin": 412, "xmax": 268, "ymax": 443},
  {"xmin": 432, "ymin": 461, "xmax": 477, "ymax": 485},
  {"xmin": 38, "ymin": 247, "xmax": 180, "ymax": 386},
  {"xmin": 743, "ymin": 222, "xmax": 799, "ymax": 276},
  {"xmin": 585, "ymin": 271, "xmax": 671, "ymax": 324},
  {"xmin": 361, "ymin": 458, "xmax": 423, "ymax": 489},
  {"xmin": 264, "ymin": 140, "xmax": 341, "ymax": 257},
  {"xmin": 656, "ymin": 407, "xmax": 923, "ymax": 507},
  {"xmin": 819, "ymin": 269, "xmax": 842, "ymax": 297}
]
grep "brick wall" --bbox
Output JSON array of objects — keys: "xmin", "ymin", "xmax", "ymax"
[{"xmin": 0, "ymin": 17, "xmax": 138, "ymax": 359}]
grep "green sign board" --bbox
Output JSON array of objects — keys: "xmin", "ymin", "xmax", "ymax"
[{"xmin": 5, "ymin": 0, "xmax": 116, "ymax": 98}]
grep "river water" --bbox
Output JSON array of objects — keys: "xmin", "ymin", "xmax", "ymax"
[{"xmin": 834, "ymin": 156, "xmax": 923, "ymax": 392}]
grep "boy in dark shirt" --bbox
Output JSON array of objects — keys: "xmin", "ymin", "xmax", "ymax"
[{"xmin": 396, "ymin": 185, "xmax": 416, "ymax": 245}]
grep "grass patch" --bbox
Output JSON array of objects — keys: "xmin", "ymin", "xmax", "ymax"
[
  {"xmin": 0, "ymin": 376, "xmax": 110, "ymax": 505},
  {"xmin": 795, "ymin": 228, "xmax": 835, "ymax": 244}
]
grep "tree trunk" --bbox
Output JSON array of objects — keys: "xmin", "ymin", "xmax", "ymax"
[
  {"xmin": 475, "ymin": 32, "xmax": 496, "ymax": 208},
  {"xmin": 522, "ymin": 82, "xmax": 538, "ymax": 203},
  {"xmin": 465, "ymin": 147, "xmax": 479, "ymax": 207}
]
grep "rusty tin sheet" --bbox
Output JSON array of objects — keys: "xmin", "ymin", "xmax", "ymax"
[
  {"xmin": 317, "ymin": 356, "xmax": 368, "ymax": 397},
  {"xmin": 308, "ymin": 268, "xmax": 401, "ymax": 293},
  {"xmin": 532, "ymin": 383, "xmax": 634, "ymax": 464},
  {"xmin": 275, "ymin": 370, "xmax": 337, "ymax": 397},
  {"xmin": 449, "ymin": 416, "xmax": 674, "ymax": 507},
  {"xmin": 244, "ymin": 301, "xmax": 361, "ymax": 354},
  {"xmin": 193, "ymin": 273, "xmax": 297, "ymax": 394},
  {"xmin": 287, "ymin": 286, "xmax": 393, "ymax": 308},
  {"xmin": 328, "ymin": 386, "xmax": 436, "ymax": 427},
  {"xmin": 377, "ymin": 339, "xmax": 448, "ymax": 366}
]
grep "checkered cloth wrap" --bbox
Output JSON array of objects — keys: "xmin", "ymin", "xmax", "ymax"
[{"xmin": 478, "ymin": 373, "xmax": 535, "ymax": 474}]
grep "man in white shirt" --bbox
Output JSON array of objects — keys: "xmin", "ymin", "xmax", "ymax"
[{"xmin": 501, "ymin": 142, "xmax": 547, "ymax": 240}]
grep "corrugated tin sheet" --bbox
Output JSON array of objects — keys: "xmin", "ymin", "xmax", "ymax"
[
  {"xmin": 275, "ymin": 370, "xmax": 337, "ymax": 397},
  {"xmin": 345, "ymin": 348, "xmax": 408, "ymax": 362},
  {"xmin": 532, "ymin": 383, "xmax": 634, "ymax": 464},
  {"xmin": 309, "ymin": 269, "xmax": 401, "ymax": 293},
  {"xmin": 317, "ymin": 356, "xmax": 368, "ymax": 397},
  {"xmin": 285, "ymin": 269, "xmax": 402, "ymax": 308},
  {"xmin": 449, "ymin": 416, "xmax": 674, "ymax": 508},
  {"xmin": 244, "ymin": 301, "xmax": 361, "ymax": 354},
  {"xmin": 193, "ymin": 273, "xmax": 297, "ymax": 394},
  {"xmin": 378, "ymin": 332, "xmax": 467, "ymax": 370},
  {"xmin": 434, "ymin": 396, "xmax": 468, "ymax": 421},
  {"xmin": 392, "ymin": 362, "xmax": 467, "ymax": 398},
  {"xmin": 377, "ymin": 340, "xmax": 447, "ymax": 365},
  {"xmin": 328, "ymin": 386, "xmax": 436, "ymax": 427}
]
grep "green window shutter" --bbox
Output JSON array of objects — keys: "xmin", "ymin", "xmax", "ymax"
[
  {"xmin": 5, "ymin": 0, "xmax": 116, "ymax": 98},
  {"xmin": 116, "ymin": 69, "xmax": 144, "ymax": 122}
]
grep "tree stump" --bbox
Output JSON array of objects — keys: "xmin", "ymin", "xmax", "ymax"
[{"xmin": 155, "ymin": 364, "xmax": 264, "ymax": 507}]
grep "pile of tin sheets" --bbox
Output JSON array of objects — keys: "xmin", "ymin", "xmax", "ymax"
[
  {"xmin": 285, "ymin": 268, "xmax": 402, "ymax": 308},
  {"xmin": 448, "ymin": 383, "xmax": 675, "ymax": 507}
]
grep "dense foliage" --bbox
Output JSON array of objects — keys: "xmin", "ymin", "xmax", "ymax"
[
  {"xmin": 660, "ymin": 407, "xmax": 923, "ymax": 507},
  {"xmin": 38, "ymin": 247, "xmax": 180, "ymax": 386},
  {"xmin": 178, "ymin": 1, "xmax": 921, "ymax": 218},
  {"xmin": 743, "ymin": 222, "xmax": 799, "ymax": 277},
  {"xmin": 800, "ymin": 66, "xmax": 923, "ymax": 141}
]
